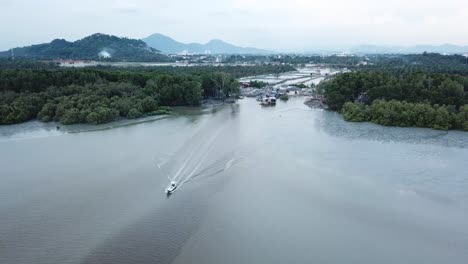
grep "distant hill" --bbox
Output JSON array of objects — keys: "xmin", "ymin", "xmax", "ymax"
[
  {"xmin": 143, "ymin": 33, "xmax": 271, "ymax": 54},
  {"xmin": 0, "ymin": 33, "xmax": 170, "ymax": 61}
]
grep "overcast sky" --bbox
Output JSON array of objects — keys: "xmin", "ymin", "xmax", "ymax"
[{"xmin": 1, "ymin": 0, "xmax": 468, "ymax": 51}]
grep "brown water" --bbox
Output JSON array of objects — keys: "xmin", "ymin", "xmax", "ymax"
[{"xmin": 1, "ymin": 98, "xmax": 468, "ymax": 264}]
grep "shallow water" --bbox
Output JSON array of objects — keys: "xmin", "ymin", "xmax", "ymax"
[
  {"xmin": 239, "ymin": 66, "xmax": 330, "ymax": 86},
  {"xmin": 1, "ymin": 98, "xmax": 467, "ymax": 264}
]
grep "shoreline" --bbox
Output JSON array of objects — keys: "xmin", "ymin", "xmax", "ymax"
[{"xmin": 0, "ymin": 101, "xmax": 237, "ymax": 140}]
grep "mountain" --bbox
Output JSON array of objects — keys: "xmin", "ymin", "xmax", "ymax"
[
  {"xmin": 142, "ymin": 33, "xmax": 271, "ymax": 54},
  {"xmin": 0, "ymin": 33, "xmax": 170, "ymax": 61}
]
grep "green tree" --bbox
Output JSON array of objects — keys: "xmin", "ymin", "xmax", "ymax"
[
  {"xmin": 37, "ymin": 102, "xmax": 57, "ymax": 122},
  {"xmin": 128, "ymin": 108, "xmax": 143, "ymax": 119},
  {"xmin": 432, "ymin": 105, "xmax": 450, "ymax": 130},
  {"xmin": 140, "ymin": 96, "xmax": 158, "ymax": 112}
]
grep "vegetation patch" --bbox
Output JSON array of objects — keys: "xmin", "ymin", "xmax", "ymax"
[
  {"xmin": 320, "ymin": 54, "xmax": 468, "ymax": 131},
  {"xmin": 0, "ymin": 64, "xmax": 294, "ymax": 125}
]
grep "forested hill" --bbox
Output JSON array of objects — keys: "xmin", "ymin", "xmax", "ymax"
[{"xmin": 0, "ymin": 34, "xmax": 170, "ymax": 62}]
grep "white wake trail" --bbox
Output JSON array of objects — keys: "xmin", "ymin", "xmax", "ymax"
[{"xmin": 179, "ymin": 121, "xmax": 230, "ymax": 185}]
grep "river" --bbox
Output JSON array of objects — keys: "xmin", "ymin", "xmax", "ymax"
[{"xmin": 1, "ymin": 98, "xmax": 468, "ymax": 264}]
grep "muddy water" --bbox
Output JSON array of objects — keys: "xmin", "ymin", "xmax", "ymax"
[{"xmin": 1, "ymin": 98, "xmax": 468, "ymax": 264}]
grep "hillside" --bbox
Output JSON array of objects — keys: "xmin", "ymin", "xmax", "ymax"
[
  {"xmin": 0, "ymin": 33, "xmax": 170, "ymax": 61},
  {"xmin": 142, "ymin": 33, "xmax": 271, "ymax": 54}
]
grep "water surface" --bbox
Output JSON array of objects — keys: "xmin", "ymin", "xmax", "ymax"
[{"xmin": 1, "ymin": 98, "xmax": 467, "ymax": 264}]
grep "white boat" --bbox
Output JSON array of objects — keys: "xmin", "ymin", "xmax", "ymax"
[
  {"xmin": 268, "ymin": 96, "xmax": 277, "ymax": 105},
  {"xmin": 260, "ymin": 96, "xmax": 276, "ymax": 106},
  {"xmin": 165, "ymin": 181, "xmax": 178, "ymax": 194}
]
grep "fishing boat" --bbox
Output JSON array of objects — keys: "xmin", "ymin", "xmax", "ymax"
[
  {"xmin": 260, "ymin": 96, "xmax": 276, "ymax": 106},
  {"xmin": 268, "ymin": 96, "xmax": 277, "ymax": 105},
  {"xmin": 165, "ymin": 181, "xmax": 178, "ymax": 194}
]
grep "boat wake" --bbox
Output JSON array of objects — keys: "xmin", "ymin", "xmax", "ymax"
[{"xmin": 155, "ymin": 117, "xmax": 246, "ymax": 195}]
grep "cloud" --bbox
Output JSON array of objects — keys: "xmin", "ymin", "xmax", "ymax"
[
  {"xmin": 112, "ymin": 1, "xmax": 141, "ymax": 14},
  {"xmin": 0, "ymin": 0, "xmax": 468, "ymax": 50}
]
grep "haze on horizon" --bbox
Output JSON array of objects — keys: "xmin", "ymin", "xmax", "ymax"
[{"xmin": 1, "ymin": 0, "xmax": 468, "ymax": 51}]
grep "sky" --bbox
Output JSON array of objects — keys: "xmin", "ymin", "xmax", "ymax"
[{"xmin": 1, "ymin": 0, "xmax": 468, "ymax": 51}]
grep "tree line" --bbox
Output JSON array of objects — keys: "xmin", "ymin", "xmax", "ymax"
[
  {"xmin": 361, "ymin": 53, "xmax": 468, "ymax": 75},
  {"xmin": 321, "ymin": 71, "xmax": 467, "ymax": 111},
  {"xmin": 342, "ymin": 100, "xmax": 468, "ymax": 131},
  {"xmin": 318, "ymin": 54, "xmax": 468, "ymax": 130},
  {"xmin": 0, "ymin": 65, "xmax": 293, "ymax": 125}
]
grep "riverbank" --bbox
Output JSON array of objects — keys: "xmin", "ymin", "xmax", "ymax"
[
  {"xmin": 0, "ymin": 115, "xmax": 170, "ymax": 140},
  {"xmin": 0, "ymin": 100, "xmax": 235, "ymax": 139}
]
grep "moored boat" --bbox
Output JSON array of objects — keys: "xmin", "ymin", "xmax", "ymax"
[{"xmin": 260, "ymin": 96, "xmax": 276, "ymax": 106}]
